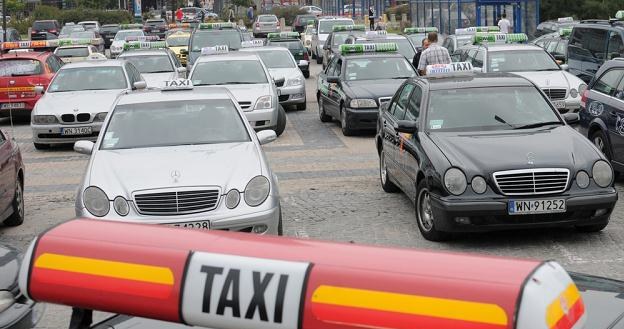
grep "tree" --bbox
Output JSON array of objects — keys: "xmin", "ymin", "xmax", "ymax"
[{"xmin": 5, "ymin": 0, "xmax": 25, "ymax": 16}]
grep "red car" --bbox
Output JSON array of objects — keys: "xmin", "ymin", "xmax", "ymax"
[
  {"xmin": 0, "ymin": 49, "xmax": 63, "ymax": 117},
  {"xmin": 0, "ymin": 128, "xmax": 24, "ymax": 227}
]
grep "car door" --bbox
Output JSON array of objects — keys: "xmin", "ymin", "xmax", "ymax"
[
  {"xmin": 326, "ymin": 58, "xmax": 343, "ymax": 116},
  {"xmin": 384, "ymin": 83, "xmax": 413, "ymax": 189},
  {"xmin": 606, "ymin": 31, "xmax": 624, "ymax": 61},
  {"xmin": 399, "ymin": 84, "xmax": 423, "ymax": 200},
  {"xmin": 381, "ymin": 85, "xmax": 405, "ymax": 180},
  {"xmin": 590, "ymin": 68, "xmax": 624, "ymax": 162},
  {"xmin": 0, "ymin": 130, "xmax": 15, "ymax": 214},
  {"xmin": 318, "ymin": 57, "xmax": 335, "ymax": 113},
  {"xmin": 607, "ymin": 72, "xmax": 624, "ymax": 164}
]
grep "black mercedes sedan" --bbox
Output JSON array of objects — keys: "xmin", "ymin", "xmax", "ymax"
[
  {"xmin": 0, "ymin": 244, "xmax": 42, "ymax": 329},
  {"xmin": 375, "ymin": 69, "xmax": 618, "ymax": 241}
]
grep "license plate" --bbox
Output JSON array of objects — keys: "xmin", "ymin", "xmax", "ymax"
[
  {"xmin": 1, "ymin": 103, "xmax": 24, "ymax": 109},
  {"xmin": 552, "ymin": 100, "xmax": 566, "ymax": 109},
  {"xmin": 508, "ymin": 199, "xmax": 566, "ymax": 215},
  {"xmin": 170, "ymin": 220, "xmax": 210, "ymax": 229},
  {"xmin": 61, "ymin": 126, "xmax": 92, "ymax": 136}
]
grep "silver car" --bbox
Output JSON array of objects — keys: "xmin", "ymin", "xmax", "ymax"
[
  {"xmin": 253, "ymin": 15, "xmax": 280, "ymax": 38},
  {"xmin": 189, "ymin": 50, "xmax": 287, "ymax": 136},
  {"xmin": 110, "ymin": 29, "xmax": 145, "ymax": 58},
  {"xmin": 311, "ymin": 17, "xmax": 354, "ymax": 64},
  {"xmin": 30, "ymin": 57, "xmax": 145, "ymax": 150},
  {"xmin": 73, "ymin": 82, "xmax": 282, "ymax": 235},
  {"xmin": 118, "ymin": 47, "xmax": 186, "ymax": 87},
  {"xmin": 240, "ymin": 46, "xmax": 307, "ymax": 111}
]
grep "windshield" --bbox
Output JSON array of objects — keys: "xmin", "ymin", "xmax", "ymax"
[
  {"xmin": 333, "ymin": 31, "xmax": 364, "ymax": 46},
  {"xmin": 55, "ymin": 47, "xmax": 90, "ymax": 57},
  {"xmin": 392, "ymin": 38, "xmax": 416, "ymax": 59},
  {"xmin": 115, "ymin": 30, "xmax": 143, "ymax": 41},
  {"xmin": 101, "ymin": 100, "xmax": 250, "ymax": 150},
  {"xmin": 61, "ymin": 26, "xmax": 84, "ymax": 35},
  {"xmin": 344, "ymin": 57, "xmax": 416, "ymax": 81},
  {"xmin": 167, "ymin": 36, "xmax": 189, "ymax": 47},
  {"xmin": 101, "ymin": 25, "xmax": 119, "ymax": 33},
  {"xmin": 190, "ymin": 30, "xmax": 242, "ymax": 51},
  {"xmin": 48, "ymin": 67, "xmax": 128, "ymax": 92},
  {"xmin": 255, "ymin": 51, "xmax": 295, "ymax": 68},
  {"xmin": 270, "ymin": 40, "xmax": 303, "ymax": 51},
  {"xmin": 71, "ymin": 31, "xmax": 95, "ymax": 39},
  {"xmin": 488, "ymin": 50, "xmax": 560, "ymax": 72},
  {"xmin": 427, "ymin": 87, "xmax": 561, "ymax": 132},
  {"xmin": 121, "ymin": 55, "xmax": 174, "ymax": 73},
  {"xmin": 81, "ymin": 23, "xmax": 97, "ymax": 30},
  {"xmin": 0, "ymin": 59, "xmax": 42, "ymax": 76},
  {"xmin": 319, "ymin": 20, "xmax": 354, "ymax": 34},
  {"xmin": 191, "ymin": 60, "xmax": 268, "ymax": 85}
]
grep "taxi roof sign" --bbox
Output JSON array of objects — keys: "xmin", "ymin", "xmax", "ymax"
[
  {"xmin": 168, "ymin": 23, "xmax": 192, "ymax": 29},
  {"xmin": 557, "ymin": 16, "xmax": 574, "ymax": 23},
  {"xmin": 86, "ymin": 53, "xmax": 107, "ymax": 61},
  {"xmin": 241, "ymin": 40, "xmax": 264, "ymax": 48},
  {"xmin": 455, "ymin": 26, "xmax": 500, "ymax": 35},
  {"xmin": 473, "ymin": 32, "xmax": 528, "ymax": 44},
  {"xmin": 364, "ymin": 30, "xmax": 387, "ymax": 39},
  {"xmin": 339, "ymin": 42, "xmax": 398, "ymax": 54},
  {"xmin": 1, "ymin": 40, "xmax": 59, "ymax": 51},
  {"xmin": 198, "ymin": 22, "xmax": 236, "ymax": 30},
  {"xmin": 58, "ymin": 38, "xmax": 102, "ymax": 46},
  {"xmin": 266, "ymin": 32, "xmax": 300, "ymax": 40},
  {"xmin": 125, "ymin": 35, "xmax": 159, "ymax": 42},
  {"xmin": 201, "ymin": 45, "xmax": 229, "ymax": 55},
  {"xmin": 332, "ymin": 24, "xmax": 366, "ymax": 32},
  {"xmin": 426, "ymin": 62, "xmax": 474, "ymax": 76},
  {"xmin": 559, "ymin": 27, "xmax": 572, "ymax": 37},
  {"xmin": 123, "ymin": 41, "xmax": 167, "ymax": 50},
  {"xmin": 162, "ymin": 78, "xmax": 193, "ymax": 91},
  {"xmin": 404, "ymin": 27, "xmax": 438, "ymax": 34}
]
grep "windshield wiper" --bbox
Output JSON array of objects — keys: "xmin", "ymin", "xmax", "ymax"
[
  {"xmin": 534, "ymin": 68, "xmax": 560, "ymax": 71},
  {"xmin": 514, "ymin": 121, "xmax": 562, "ymax": 129},
  {"xmin": 494, "ymin": 115, "xmax": 514, "ymax": 129}
]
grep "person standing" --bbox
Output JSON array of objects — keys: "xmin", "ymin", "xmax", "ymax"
[
  {"xmin": 417, "ymin": 32, "xmax": 451, "ymax": 75},
  {"xmin": 498, "ymin": 13, "xmax": 512, "ymax": 33},
  {"xmin": 228, "ymin": 6, "xmax": 235, "ymax": 22},
  {"xmin": 247, "ymin": 6, "xmax": 254, "ymax": 20},
  {"xmin": 368, "ymin": 6, "xmax": 375, "ymax": 30},
  {"xmin": 176, "ymin": 7, "xmax": 183, "ymax": 22},
  {"xmin": 199, "ymin": 9, "xmax": 205, "ymax": 22},
  {"xmin": 161, "ymin": 6, "xmax": 167, "ymax": 22},
  {"xmin": 412, "ymin": 38, "xmax": 429, "ymax": 69}
]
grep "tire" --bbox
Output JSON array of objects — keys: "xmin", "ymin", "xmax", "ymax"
[
  {"xmin": 311, "ymin": 50, "xmax": 317, "ymax": 59},
  {"xmin": 415, "ymin": 180, "xmax": 451, "ymax": 241},
  {"xmin": 34, "ymin": 143, "xmax": 50, "ymax": 150},
  {"xmin": 318, "ymin": 97, "xmax": 331, "ymax": 122},
  {"xmin": 303, "ymin": 71, "xmax": 310, "ymax": 78},
  {"xmin": 296, "ymin": 102, "xmax": 306, "ymax": 111},
  {"xmin": 316, "ymin": 51, "xmax": 323, "ymax": 64},
  {"xmin": 277, "ymin": 207, "xmax": 283, "ymax": 236},
  {"xmin": 591, "ymin": 130, "xmax": 613, "ymax": 160},
  {"xmin": 340, "ymin": 107, "xmax": 354, "ymax": 136},
  {"xmin": 274, "ymin": 105, "xmax": 287, "ymax": 136},
  {"xmin": 379, "ymin": 149, "xmax": 399, "ymax": 193},
  {"xmin": 3, "ymin": 179, "xmax": 24, "ymax": 227},
  {"xmin": 576, "ymin": 221, "xmax": 609, "ymax": 233}
]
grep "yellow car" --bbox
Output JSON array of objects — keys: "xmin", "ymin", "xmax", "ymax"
[{"xmin": 166, "ymin": 31, "xmax": 190, "ymax": 65}]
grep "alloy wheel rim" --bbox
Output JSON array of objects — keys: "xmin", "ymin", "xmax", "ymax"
[
  {"xmin": 418, "ymin": 190, "xmax": 434, "ymax": 231},
  {"xmin": 594, "ymin": 136, "xmax": 605, "ymax": 153},
  {"xmin": 16, "ymin": 182, "xmax": 23, "ymax": 218},
  {"xmin": 380, "ymin": 152, "xmax": 387, "ymax": 184}
]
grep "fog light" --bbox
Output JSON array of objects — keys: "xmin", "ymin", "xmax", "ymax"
[
  {"xmin": 594, "ymin": 208, "xmax": 609, "ymax": 216},
  {"xmin": 252, "ymin": 224, "xmax": 268, "ymax": 234},
  {"xmin": 455, "ymin": 217, "xmax": 471, "ymax": 225},
  {"xmin": 225, "ymin": 189, "xmax": 240, "ymax": 209}
]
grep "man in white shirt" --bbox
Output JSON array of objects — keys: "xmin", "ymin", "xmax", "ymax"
[{"xmin": 498, "ymin": 13, "xmax": 512, "ymax": 33}]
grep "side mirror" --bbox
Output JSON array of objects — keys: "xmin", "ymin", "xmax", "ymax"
[
  {"xmin": 74, "ymin": 140, "xmax": 94, "ymax": 155},
  {"xmin": 180, "ymin": 49, "xmax": 188, "ymax": 55},
  {"xmin": 34, "ymin": 86, "xmax": 45, "ymax": 95},
  {"xmin": 273, "ymin": 76, "xmax": 285, "ymax": 85},
  {"xmin": 177, "ymin": 66, "xmax": 187, "ymax": 74},
  {"xmin": 395, "ymin": 120, "xmax": 418, "ymax": 134},
  {"xmin": 298, "ymin": 60, "xmax": 309, "ymax": 67},
  {"xmin": 563, "ymin": 112, "xmax": 579, "ymax": 125},
  {"xmin": 133, "ymin": 81, "xmax": 147, "ymax": 90},
  {"xmin": 326, "ymin": 76, "xmax": 340, "ymax": 83},
  {"xmin": 256, "ymin": 129, "xmax": 277, "ymax": 145},
  {"xmin": 560, "ymin": 64, "xmax": 569, "ymax": 71}
]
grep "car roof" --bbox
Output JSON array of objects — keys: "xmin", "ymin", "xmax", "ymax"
[
  {"xmin": 61, "ymin": 59, "xmax": 126, "ymax": 69},
  {"xmin": 195, "ymin": 52, "xmax": 260, "ymax": 63},
  {"xmin": 0, "ymin": 51, "xmax": 50, "ymax": 60},
  {"xmin": 116, "ymin": 87, "xmax": 235, "ymax": 105},
  {"xmin": 339, "ymin": 52, "xmax": 407, "ymax": 59},
  {"xmin": 240, "ymin": 46, "xmax": 291, "ymax": 53},
  {"xmin": 576, "ymin": 21, "xmax": 624, "ymax": 30},
  {"xmin": 483, "ymin": 43, "xmax": 544, "ymax": 52},
  {"xmin": 102, "ymin": 24, "xmax": 119, "ymax": 27},
  {"xmin": 57, "ymin": 45, "xmax": 91, "ymax": 49},
  {"xmin": 418, "ymin": 73, "xmax": 535, "ymax": 91},
  {"xmin": 119, "ymin": 49, "xmax": 170, "ymax": 57}
]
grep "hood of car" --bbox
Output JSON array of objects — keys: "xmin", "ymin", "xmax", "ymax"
[
  {"xmin": 195, "ymin": 84, "xmax": 272, "ymax": 111},
  {"xmin": 59, "ymin": 56, "xmax": 88, "ymax": 64},
  {"xmin": 35, "ymin": 89, "xmax": 124, "ymax": 115},
  {"xmin": 512, "ymin": 70, "xmax": 570, "ymax": 89},
  {"xmin": 0, "ymin": 244, "xmax": 20, "ymax": 292},
  {"xmin": 88, "ymin": 143, "xmax": 262, "ymax": 197},
  {"xmin": 142, "ymin": 72, "xmax": 178, "ymax": 88},
  {"xmin": 344, "ymin": 79, "xmax": 406, "ymax": 101},
  {"xmin": 267, "ymin": 68, "xmax": 302, "ymax": 82},
  {"xmin": 428, "ymin": 126, "xmax": 602, "ymax": 176}
]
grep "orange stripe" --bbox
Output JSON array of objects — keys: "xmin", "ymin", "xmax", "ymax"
[{"xmin": 546, "ymin": 283, "xmax": 583, "ymax": 328}]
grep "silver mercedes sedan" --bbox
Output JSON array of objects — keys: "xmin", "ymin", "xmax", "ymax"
[{"xmin": 73, "ymin": 81, "xmax": 282, "ymax": 235}]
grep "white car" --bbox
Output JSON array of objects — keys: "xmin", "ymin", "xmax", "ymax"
[
  {"xmin": 77, "ymin": 20, "xmax": 101, "ymax": 32},
  {"xmin": 300, "ymin": 5, "xmax": 322, "ymax": 16},
  {"xmin": 54, "ymin": 45, "xmax": 100, "ymax": 63},
  {"xmin": 30, "ymin": 55, "xmax": 146, "ymax": 150},
  {"xmin": 118, "ymin": 46, "xmax": 187, "ymax": 87},
  {"xmin": 109, "ymin": 29, "xmax": 145, "ymax": 58},
  {"xmin": 73, "ymin": 80, "xmax": 282, "ymax": 235},
  {"xmin": 311, "ymin": 17, "xmax": 354, "ymax": 64}
]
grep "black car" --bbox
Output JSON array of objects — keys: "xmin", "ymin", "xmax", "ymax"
[
  {"xmin": 532, "ymin": 29, "xmax": 569, "ymax": 63},
  {"xmin": 31, "ymin": 20, "xmax": 60, "ymax": 40},
  {"xmin": 321, "ymin": 24, "xmax": 366, "ymax": 69},
  {"xmin": 100, "ymin": 24, "xmax": 120, "ymax": 48},
  {"xmin": 316, "ymin": 43, "xmax": 417, "ymax": 135},
  {"xmin": 186, "ymin": 23, "xmax": 244, "ymax": 68},
  {"xmin": 143, "ymin": 19, "xmax": 168, "ymax": 39},
  {"xmin": 0, "ymin": 244, "xmax": 42, "ymax": 329},
  {"xmin": 293, "ymin": 14, "xmax": 316, "ymax": 33},
  {"xmin": 376, "ymin": 64, "xmax": 617, "ymax": 241},
  {"xmin": 535, "ymin": 17, "xmax": 579, "ymax": 38}
]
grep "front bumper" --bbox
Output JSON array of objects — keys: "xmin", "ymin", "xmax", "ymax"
[
  {"xmin": 556, "ymin": 98, "xmax": 582, "ymax": 113},
  {"xmin": 429, "ymin": 189, "xmax": 618, "ymax": 232},
  {"xmin": 243, "ymin": 107, "xmax": 279, "ymax": 130},
  {"xmin": 278, "ymin": 85, "xmax": 306, "ymax": 105},
  {"xmin": 32, "ymin": 122, "xmax": 103, "ymax": 145},
  {"xmin": 0, "ymin": 299, "xmax": 44, "ymax": 329},
  {"xmin": 344, "ymin": 107, "xmax": 379, "ymax": 130}
]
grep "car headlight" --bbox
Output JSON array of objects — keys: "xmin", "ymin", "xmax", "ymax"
[
  {"xmin": 113, "ymin": 196, "xmax": 129, "ymax": 216},
  {"xmin": 579, "ymin": 83, "xmax": 587, "ymax": 94},
  {"xmin": 444, "ymin": 168, "xmax": 467, "ymax": 195},
  {"xmin": 0, "ymin": 291, "xmax": 14, "ymax": 313},
  {"xmin": 32, "ymin": 115, "xmax": 58, "ymax": 124},
  {"xmin": 349, "ymin": 99, "xmax": 377, "ymax": 108},
  {"xmin": 254, "ymin": 95, "xmax": 272, "ymax": 110},
  {"xmin": 287, "ymin": 77, "xmax": 304, "ymax": 86},
  {"xmin": 576, "ymin": 171, "xmax": 590, "ymax": 189},
  {"xmin": 94, "ymin": 112, "xmax": 108, "ymax": 122},
  {"xmin": 592, "ymin": 160, "xmax": 613, "ymax": 188},
  {"xmin": 225, "ymin": 189, "xmax": 240, "ymax": 209},
  {"xmin": 244, "ymin": 176, "xmax": 270, "ymax": 207},
  {"xmin": 471, "ymin": 176, "xmax": 487, "ymax": 194},
  {"xmin": 570, "ymin": 88, "xmax": 578, "ymax": 98},
  {"xmin": 83, "ymin": 186, "xmax": 110, "ymax": 217}
]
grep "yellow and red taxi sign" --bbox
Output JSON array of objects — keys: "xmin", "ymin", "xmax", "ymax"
[
  {"xmin": 20, "ymin": 219, "xmax": 586, "ymax": 329},
  {"xmin": 1, "ymin": 40, "xmax": 59, "ymax": 51}
]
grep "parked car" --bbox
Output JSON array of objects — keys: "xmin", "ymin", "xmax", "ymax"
[
  {"xmin": 59, "ymin": 24, "xmax": 85, "ymax": 39},
  {"xmin": 100, "ymin": 24, "xmax": 120, "ymax": 48},
  {"xmin": 535, "ymin": 16, "xmax": 578, "ymax": 38},
  {"xmin": 143, "ymin": 18, "xmax": 168, "ymax": 39},
  {"xmin": 293, "ymin": 14, "xmax": 316, "ymax": 33},
  {"xmin": 31, "ymin": 20, "xmax": 61, "ymax": 40},
  {"xmin": 0, "ymin": 28, "xmax": 20, "ymax": 42},
  {"xmin": 0, "ymin": 244, "xmax": 42, "ymax": 328}
]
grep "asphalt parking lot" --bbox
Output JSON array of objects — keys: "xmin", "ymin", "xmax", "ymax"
[{"xmin": 1, "ymin": 61, "xmax": 624, "ymax": 328}]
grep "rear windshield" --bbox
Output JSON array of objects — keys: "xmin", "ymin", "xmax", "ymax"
[
  {"xmin": 296, "ymin": 15, "xmax": 316, "ymax": 24},
  {"xmin": 190, "ymin": 30, "xmax": 242, "ymax": 51},
  {"xmin": 101, "ymin": 25, "xmax": 119, "ymax": 33},
  {"xmin": 167, "ymin": 36, "xmax": 189, "ymax": 47},
  {"xmin": 255, "ymin": 50, "xmax": 295, "ymax": 68},
  {"xmin": 319, "ymin": 20, "xmax": 354, "ymax": 34},
  {"xmin": 269, "ymin": 40, "xmax": 304, "ymax": 50},
  {"xmin": 121, "ymin": 55, "xmax": 174, "ymax": 73},
  {"xmin": 0, "ymin": 59, "xmax": 42, "ymax": 76},
  {"xmin": 259, "ymin": 16, "xmax": 278, "ymax": 22},
  {"xmin": 55, "ymin": 47, "xmax": 90, "ymax": 57},
  {"xmin": 33, "ymin": 21, "xmax": 57, "ymax": 30},
  {"xmin": 71, "ymin": 31, "xmax": 96, "ymax": 39}
]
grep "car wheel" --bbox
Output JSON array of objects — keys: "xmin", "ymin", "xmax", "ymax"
[
  {"xmin": 316, "ymin": 52, "xmax": 323, "ymax": 64},
  {"xmin": 33, "ymin": 143, "xmax": 50, "ymax": 150},
  {"xmin": 576, "ymin": 220, "xmax": 609, "ymax": 233},
  {"xmin": 416, "ymin": 180, "xmax": 450, "ymax": 241},
  {"xmin": 340, "ymin": 107, "xmax": 354, "ymax": 136},
  {"xmin": 379, "ymin": 149, "xmax": 399, "ymax": 193},
  {"xmin": 296, "ymin": 102, "xmax": 306, "ymax": 111},
  {"xmin": 318, "ymin": 97, "xmax": 331, "ymax": 122},
  {"xmin": 303, "ymin": 71, "xmax": 310, "ymax": 78},
  {"xmin": 591, "ymin": 130, "xmax": 613, "ymax": 160},
  {"xmin": 274, "ymin": 105, "xmax": 287, "ymax": 136},
  {"xmin": 3, "ymin": 179, "xmax": 24, "ymax": 227}
]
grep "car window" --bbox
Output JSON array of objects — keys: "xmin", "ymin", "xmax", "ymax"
[
  {"xmin": 405, "ymin": 85, "xmax": 421, "ymax": 121},
  {"xmin": 546, "ymin": 40, "xmax": 558, "ymax": 53},
  {"xmin": 534, "ymin": 39, "xmax": 547, "ymax": 47},
  {"xmin": 569, "ymin": 27, "xmax": 607, "ymax": 60},
  {"xmin": 344, "ymin": 57, "xmax": 416, "ymax": 81},
  {"xmin": 335, "ymin": 59, "xmax": 342, "ymax": 77},
  {"xmin": 48, "ymin": 66, "xmax": 128, "ymax": 92},
  {"xmin": 607, "ymin": 31, "xmax": 624, "ymax": 60},
  {"xmin": 593, "ymin": 69, "xmax": 624, "ymax": 96},
  {"xmin": 121, "ymin": 55, "xmax": 174, "ymax": 73},
  {"xmin": 473, "ymin": 49, "xmax": 484, "ymax": 67},
  {"xmin": 614, "ymin": 77, "xmax": 624, "ymax": 100},
  {"xmin": 393, "ymin": 83, "xmax": 414, "ymax": 120},
  {"xmin": 191, "ymin": 60, "xmax": 268, "ymax": 85},
  {"xmin": 326, "ymin": 57, "xmax": 338, "ymax": 76},
  {"xmin": 0, "ymin": 59, "xmax": 42, "ymax": 76}
]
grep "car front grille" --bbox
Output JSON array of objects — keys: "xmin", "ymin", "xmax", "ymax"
[
  {"xmin": 61, "ymin": 113, "xmax": 91, "ymax": 123},
  {"xmin": 542, "ymin": 88, "xmax": 567, "ymax": 100},
  {"xmin": 493, "ymin": 168, "xmax": 570, "ymax": 195},
  {"xmin": 238, "ymin": 101, "xmax": 252, "ymax": 110},
  {"xmin": 134, "ymin": 188, "xmax": 220, "ymax": 215}
]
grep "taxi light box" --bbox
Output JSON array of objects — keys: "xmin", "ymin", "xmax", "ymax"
[
  {"xmin": 124, "ymin": 41, "xmax": 167, "ymax": 50},
  {"xmin": 332, "ymin": 24, "xmax": 366, "ymax": 32},
  {"xmin": 403, "ymin": 27, "xmax": 438, "ymax": 34},
  {"xmin": 339, "ymin": 42, "xmax": 398, "ymax": 54},
  {"xmin": 199, "ymin": 22, "xmax": 236, "ymax": 30},
  {"xmin": 267, "ymin": 32, "xmax": 300, "ymax": 40},
  {"xmin": 473, "ymin": 33, "xmax": 528, "ymax": 44},
  {"xmin": 426, "ymin": 62, "xmax": 474, "ymax": 76},
  {"xmin": 455, "ymin": 26, "xmax": 500, "ymax": 35},
  {"xmin": 201, "ymin": 45, "xmax": 229, "ymax": 55}
]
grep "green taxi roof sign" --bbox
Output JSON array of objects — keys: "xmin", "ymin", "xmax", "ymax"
[
  {"xmin": 58, "ymin": 38, "xmax": 101, "ymax": 46},
  {"xmin": 123, "ymin": 41, "xmax": 167, "ymax": 50},
  {"xmin": 473, "ymin": 33, "xmax": 528, "ymax": 44},
  {"xmin": 403, "ymin": 27, "xmax": 438, "ymax": 34},
  {"xmin": 339, "ymin": 42, "xmax": 398, "ymax": 55},
  {"xmin": 455, "ymin": 26, "xmax": 500, "ymax": 35},
  {"xmin": 267, "ymin": 32, "xmax": 300, "ymax": 40},
  {"xmin": 198, "ymin": 22, "xmax": 236, "ymax": 30},
  {"xmin": 559, "ymin": 28, "xmax": 572, "ymax": 37},
  {"xmin": 425, "ymin": 62, "xmax": 474, "ymax": 77},
  {"xmin": 332, "ymin": 24, "xmax": 366, "ymax": 32}
]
